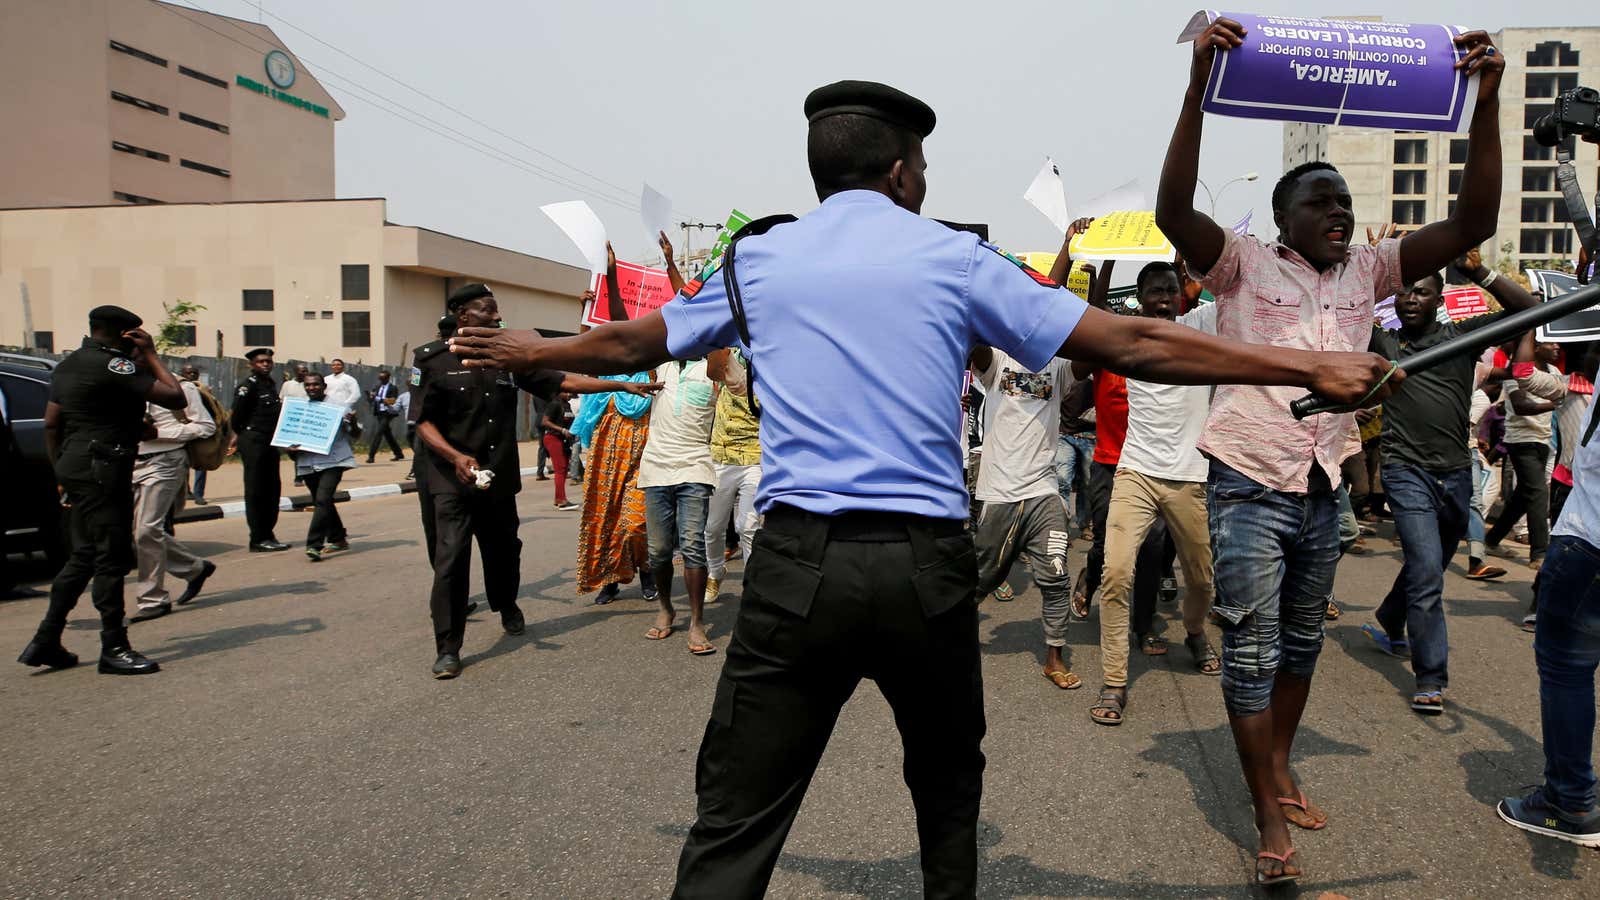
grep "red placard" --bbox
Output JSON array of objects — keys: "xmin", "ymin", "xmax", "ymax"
[
  {"xmin": 1441, "ymin": 285, "xmax": 1490, "ymax": 322},
  {"xmin": 583, "ymin": 261, "xmax": 676, "ymax": 327}
]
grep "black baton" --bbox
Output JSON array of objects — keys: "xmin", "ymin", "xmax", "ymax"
[{"xmin": 1290, "ymin": 281, "xmax": 1600, "ymax": 420}]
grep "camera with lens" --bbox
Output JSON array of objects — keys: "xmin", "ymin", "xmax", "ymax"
[{"xmin": 1533, "ymin": 86, "xmax": 1600, "ymax": 146}]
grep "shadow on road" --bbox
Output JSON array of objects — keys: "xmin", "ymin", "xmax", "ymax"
[{"xmin": 145, "ymin": 616, "xmax": 325, "ymax": 663}]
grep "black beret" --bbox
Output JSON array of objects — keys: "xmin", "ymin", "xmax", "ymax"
[
  {"xmin": 804, "ymin": 80, "xmax": 935, "ymax": 138},
  {"xmin": 87, "ymin": 305, "xmax": 142, "ymax": 329},
  {"xmin": 245, "ymin": 347, "xmax": 274, "ymax": 360},
  {"xmin": 436, "ymin": 314, "xmax": 458, "ymax": 339},
  {"xmin": 446, "ymin": 282, "xmax": 493, "ymax": 312}
]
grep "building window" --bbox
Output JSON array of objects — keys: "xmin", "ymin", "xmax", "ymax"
[
  {"xmin": 303, "ymin": 311, "xmax": 317, "ymax": 320},
  {"xmin": 1393, "ymin": 139, "xmax": 1427, "ymax": 164},
  {"xmin": 178, "ymin": 65, "xmax": 228, "ymax": 88},
  {"xmin": 175, "ymin": 325, "xmax": 197, "ymax": 347},
  {"xmin": 1448, "ymin": 169, "xmax": 1464, "ymax": 194},
  {"xmin": 1522, "ymin": 230, "xmax": 1549, "ymax": 254},
  {"xmin": 1525, "ymin": 136, "xmax": 1555, "ymax": 161},
  {"xmin": 1448, "ymin": 200, "xmax": 1458, "ymax": 217},
  {"xmin": 109, "ymin": 40, "xmax": 167, "ymax": 67},
  {"xmin": 1393, "ymin": 171, "xmax": 1426, "ymax": 195},
  {"xmin": 340, "ymin": 264, "xmax": 370, "ymax": 300},
  {"xmin": 110, "ymin": 91, "xmax": 168, "ymax": 116},
  {"xmin": 32, "ymin": 331, "xmax": 54, "ymax": 353},
  {"xmin": 178, "ymin": 112, "xmax": 229, "ymax": 134},
  {"xmin": 1449, "ymin": 140, "xmax": 1468, "ymax": 164},
  {"xmin": 242, "ymin": 289, "xmax": 274, "ymax": 311},
  {"xmin": 111, "ymin": 141, "xmax": 169, "ymax": 162},
  {"xmin": 242, "ymin": 325, "xmax": 275, "ymax": 347},
  {"xmin": 341, "ymin": 312, "xmax": 371, "ymax": 347},
  {"xmin": 113, "ymin": 190, "xmax": 162, "ymax": 205},
  {"xmin": 1526, "ymin": 105, "xmax": 1555, "ymax": 130},
  {"xmin": 1523, "ymin": 198, "xmax": 1554, "ymax": 222},
  {"xmin": 1527, "ymin": 41, "xmax": 1579, "ymax": 68},
  {"xmin": 180, "ymin": 159, "xmax": 230, "ymax": 178},
  {"xmin": 320, "ymin": 311, "xmax": 334, "ymax": 319},
  {"xmin": 1392, "ymin": 200, "xmax": 1426, "ymax": 225},
  {"xmin": 1523, "ymin": 167, "xmax": 1557, "ymax": 192},
  {"xmin": 1521, "ymin": 229, "xmax": 1575, "ymax": 255}
]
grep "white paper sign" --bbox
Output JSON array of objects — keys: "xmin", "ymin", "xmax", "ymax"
[
  {"xmin": 270, "ymin": 398, "xmax": 348, "ymax": 456},
  {"xmin": 1022, "ymin": 157, "xmax": 1069, "ymax": 234},
  {"xmin": 1068, "ymin": 179, "xmax": 1148, "ymax": 224},
  {"xmin": 641, "ymin": 183, "xmax": 673, "ymax": 249},
  {"xmin": 540, "ymin": 200, "xmax": 609, "ymax": 276}
]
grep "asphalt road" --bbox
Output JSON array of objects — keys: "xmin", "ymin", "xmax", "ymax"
[{"xmin": 1, "ymin": 486, "xmax": 1595, "ymax": 898}]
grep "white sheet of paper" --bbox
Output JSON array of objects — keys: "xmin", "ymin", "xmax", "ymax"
[
  {"xmin": 1068, "ymin": 179, "xmax": 1148, "ymax": 224},
  {"xmin": 640, "ymin": 184, "xmax": 673, "ymax": 249},
  {"xmin": 1022, "ymin": 157, "xmax": 1070, "ymax": 234},
  {"xmin": 541, "ymin": 200, "xmax": 608, "ymax": 276}
]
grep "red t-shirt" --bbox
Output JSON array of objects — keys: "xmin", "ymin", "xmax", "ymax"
[{"xmin": 1092, "ymin": 371, "xmax": 1129, "ymax": 465}]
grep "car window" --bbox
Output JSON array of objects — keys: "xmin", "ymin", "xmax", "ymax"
[{"xmin": 0, "ymin": 373, "xmax": 49, "ymax": 421}]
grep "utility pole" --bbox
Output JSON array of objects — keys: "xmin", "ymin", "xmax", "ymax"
[
  {"xmin": 678, "ymin": 220, "xmax": 719, "ymax": 271},
  {"xmin": 19, "ymin": 281, "xmax": 33, "ymax": 348}
]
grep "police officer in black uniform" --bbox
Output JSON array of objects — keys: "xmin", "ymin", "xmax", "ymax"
[
  {"xmin": 229, "ymin": 348, "xmax": 289, "ymax": 552},
  {"xmin": 416, "ymin": 283, "xmax": 656, "ymax": 679},
  {"xmin": 18, "ymin": 306, "xmax": 187, "ymax": 675},
  {"xmin": 411, "ymin": 314, "xmax": 456, "ymax": 569}
]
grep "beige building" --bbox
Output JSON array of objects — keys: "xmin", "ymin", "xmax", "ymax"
[
  {"xmin": 1283, "ymin": 27, "xmax": 1600, "ymax": 267},
  {"xmin": 0, "ymin": 0, "xmax": 342, "ymax": 208},
  {"xmin": 0, "ymin": 199, "xmax": 589, "ymax": 362}
]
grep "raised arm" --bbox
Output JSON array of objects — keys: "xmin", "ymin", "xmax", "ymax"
[
  {"xmin": 1459, "ymin": 248, "xmax": 1539, "ymax": 314},
  {"xmin": 660, "ymin": 231, "xmax": 686, "ymax": 295},
  {"xmin": 1046, "ymin": 217, "xmax": 1095, "ymax": 285},
  {"xmin": 126, "ymin": 328, "xmax": 185, "ymax": 410},
  {"xmin": 1396, "ymin": 31, "xmax": 1505, "ymax": 283},
  {"xmin": 604, "ymin": 242, "xmax": 630, "ymax": 322},
  {"xmin": 1154, "ymin": 17, "xmax": 1244, "ymax": 275}
]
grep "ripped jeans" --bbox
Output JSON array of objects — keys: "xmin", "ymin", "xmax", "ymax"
[{"xmin": 1207, "ymin": 460, "xmax": 1339, "ymax": 717}]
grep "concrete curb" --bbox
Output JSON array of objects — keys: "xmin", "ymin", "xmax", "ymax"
[{"xmin": 174, "ymin": 466, "xmax": 544, "ymax": 524}]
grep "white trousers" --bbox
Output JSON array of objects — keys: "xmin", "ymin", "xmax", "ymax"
[{"xmin": 704, "ymin": 463, "xmax": 761, "ymax": 579}]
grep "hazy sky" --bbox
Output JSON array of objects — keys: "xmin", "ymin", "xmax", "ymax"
[{"xmin": 190, "ymin": 0, "xmax": 1588, "ymax": 269}]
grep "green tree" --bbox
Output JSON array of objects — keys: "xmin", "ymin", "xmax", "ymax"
[{"xmin": 155, "ymin": 299, "xmax": 206, "ymax": 353}]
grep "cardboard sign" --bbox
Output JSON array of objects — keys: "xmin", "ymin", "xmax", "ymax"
[
  {"xmin": 584, "ymin": 261, "xmax": 676, "ymax": 327},
  {"xmin": 1067, "ymin": 211, "xmax": 1175, "ymax": 262},
  {"xmin": 1178, "ymin": 11, "xmax": 1478, "ymax": 132},
  {"xmin": 1531, "ymin": 270, "xmax": 1597, "ymax": 341},
  {"xmin": 270, "ymin": 398, "xmax": 348, "ymax": 456},
  {"xmin": 1441, "ymin": 285, "xmax": 1490, "ymax": 321}
]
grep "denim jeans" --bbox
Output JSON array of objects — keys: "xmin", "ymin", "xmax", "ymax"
[
  {"xmin": 1376, "ymin": 463, "xmax": 1472, "ymax": 691},
  {"xmin": 1055, "ymin": 433, "xmax": 1096, "ymax": 530},
  {"xmin": 1468, "ymin": 449, "xmax": 1490, "ymax": 559},
  {"xmin": 1207, "ymin": 460, "xmax": 1338, "ymax": 716},
  {"xmin": 644, "ymin": 482, "xmax": 713, "ymax": 571},
  {"xmin": 1487, "ymin": 443, "xmax": 1552, "ymax": 559},
  {"xmin": 1534, "ymin": 535, "xmax": 1600, "ymax": 814}
]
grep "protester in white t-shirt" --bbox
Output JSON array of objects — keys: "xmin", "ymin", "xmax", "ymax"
[
  {"xmin": 1091, "ymin": 261, "xmax": 1220, "ymax": 726},
  {"xmin": 969, "ymin": 345, "xmax": 1080, "ymax": 691},
  {"xmin": 323, "ymin": 359, "xmax": 362, "ymax": 409}
]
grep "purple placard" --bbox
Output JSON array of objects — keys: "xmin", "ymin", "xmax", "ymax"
[
  {"xmin": 1374, "ymin": 295, "xmax": 1400, "ymax": 329},
  {"xmin": 1178, "ymin": 11, "xmax": 1476, "ymax": 132}
]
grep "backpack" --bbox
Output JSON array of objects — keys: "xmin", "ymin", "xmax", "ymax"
[{"xmin": 185, "ymin": 382, "xmax": 233, "ymax": 471}]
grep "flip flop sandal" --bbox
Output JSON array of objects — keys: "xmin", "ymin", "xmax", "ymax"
[
  {"xmin": 1255, "ymin": 849, "xmax": 1300, "ymax": 886},
  {"xmin": 1139, "ymin": 634, "xmax": 1168, "ymax": 656},
  {"xmin": 1276, "ymin": 791, "xmax": 1328, "ymax": 830},
  {"xmin": 1185, "ymin": 633, "xmax": 1221, "ymax": 676},
  {"xmin": 1043, "ymin": 669, "xmax": 1082, "ymax": 690},
  {"xmin": 1090, "ymin": 688, "xmax": 1126, "ymax": 726},
  {"xmin": 1071, "ymin": 593, "xmax": 1090, "ymax": 620},
  {"xmin": 645, "ymin": 625, "xmax": 675, "ymax": 640},
  {"xmin": 991, "ymin": 582, "xmax": 1016, "ymax": 602},
  {"xmin": 1360, "ymin": 623, "xmax": 1410, "ymax": 659},
  {"xmin": 1412, "ymin": 690, "xmax": 1445, "ymax": 715},
  {"xmin": 688, "ymin": 641, "xmax": 718, "ymax": 656},
  {"xmin": 1521, "ymin": 614, "xmax": 1538, "ymax": 634},
  {"xmin": 1465, "ymin": 564, "xmax": 1507, "ymax": 580},
  {"xmin": 1324, "ymin": 599, "xmax": 1342, "ymax": 620}
]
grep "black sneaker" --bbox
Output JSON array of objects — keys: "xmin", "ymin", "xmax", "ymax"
[{"xmin": 1498, "ymin": 787, "xmax": 1600, "ymax": 848}]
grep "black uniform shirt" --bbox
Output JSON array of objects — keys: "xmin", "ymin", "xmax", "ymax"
[
  {"xmin": 48, "ymin": 337, "xmax": 154, "ymax": 449},
  {"xmin": 416, "ymin": 346, "xmax": 562, "ymax": 495},
  {"xmin": 231, "ymin": 372, "xmax": 282, "ymax": 435},
  {"xmin": 1368, "ymin": 310, "xmax": 1507, "ymax": 473}
]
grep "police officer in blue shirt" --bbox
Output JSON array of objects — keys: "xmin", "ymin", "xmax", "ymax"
[{"xmin": 449, "ymin": 80, "xmax": 1398, "ymax": 899}]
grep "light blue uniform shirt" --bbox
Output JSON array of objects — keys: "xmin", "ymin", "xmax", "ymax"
[{"xmin": 663, "ymin": 190, "xmax": 1087, "ymax": 519}]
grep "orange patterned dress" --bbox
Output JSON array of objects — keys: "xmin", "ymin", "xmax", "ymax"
[{"xmin": 576, "ymin": 399, "xmax": 651, "ymax": 592}]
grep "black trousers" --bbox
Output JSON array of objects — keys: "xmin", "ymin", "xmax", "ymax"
[
  {"xmin": 38, "ymin": 447, "xmax": 135, "ymax": 648},
  {"xmin": 302, "ymin": 468, "xmax": 347, "ymax": 550},
  {"xmin": 428, "ymin": 488, "xmax": 522, "ymax": 654},
  {"xmin": 674, "ymin": 505, "xmax": 984, "ymax": 900},
  {"xmin": 1487, "ymin": 442, "xmax": 1552, "ymax": 557},
  {"xmin": 366, "ymin": 415, "xmax": 404, "ymax": 461},
  {"xmin": 1130, "ymin": 519, "xmax": 1177, "ymax": 637},
  {"xmin": 1082, "ymin": 460, "xmax": 1116, "ymax": 600},
  {"xmin": 236, "ymin": 431, "xmax": 281, "ymax": 545}
]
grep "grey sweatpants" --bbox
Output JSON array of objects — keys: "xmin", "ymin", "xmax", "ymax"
[{"xmin": 975, "ymin": 492, "xmax": 1073, "ymax": 647}]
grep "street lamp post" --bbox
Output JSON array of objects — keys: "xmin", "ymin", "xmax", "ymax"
[{"xmin": 1196, "ymin": 171, "xmax": 1260, "ymax": 219}]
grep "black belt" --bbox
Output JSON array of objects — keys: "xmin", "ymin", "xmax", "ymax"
[{"xmin": 763, "ymin": 503, "xmax": 965, "ymax": 543}]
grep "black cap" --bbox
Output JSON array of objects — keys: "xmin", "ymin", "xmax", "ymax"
[
  {"xmin": 804, "ymin": 80, "xmax": 936, "ymax": 138},
  {"xmin": 87, "ymin": 305, "xmax": 142, "ymax": 330},
  {"xmin": 245, "ymin": 347, "xmax": 274, "ymax": 360},
  {"xmin": 446, "ymin": 282, "xmax": 493, "ymax": 312}
]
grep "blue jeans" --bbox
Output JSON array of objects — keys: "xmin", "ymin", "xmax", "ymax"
[
  {"xmin": 1534, "ymin": 535, "xmax": 1600, "ymax": 814},
  {"xmin": 1468, "ymin": 449, "xmax": 1490, "ymax": 559},
  {"xmin": 644, "ymin": 482, "xmax": 713, "ymax": 571},
  {"xmin": 1055, "ymin": 433, "xmax": 1095, "ymax": 530},
  {"xmin": 191, "ymin": 468, "xmax": 207, "ymax": 501},
  {"xmin": 1376, "ymin": 463, "xmax": 1472, "ymax": 691},
  {"xmin": 1207, "ymin": 460, "xmax": 1339, "ymax": 716}
]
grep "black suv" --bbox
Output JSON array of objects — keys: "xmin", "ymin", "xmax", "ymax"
[{"xmin": 1, "ymin": 359, "xmax": 65, "ymax": 569}]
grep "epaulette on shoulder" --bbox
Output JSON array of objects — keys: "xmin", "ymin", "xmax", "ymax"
[{"xmin": 980, "ymin": 241, "xmax": 1059, "ymax": 287}]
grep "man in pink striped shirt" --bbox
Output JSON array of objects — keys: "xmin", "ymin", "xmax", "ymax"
[{"xmin": 1156, "ymin": 17, "xmax": 1506, "ymax": 887}]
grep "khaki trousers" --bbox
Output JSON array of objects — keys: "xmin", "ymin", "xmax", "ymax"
[
  {"xmin": 1099, "ymin": 469, "xmax": 1213, "ymax": 687},
  {"xmin": 131, "ymin": 449, "xmax": 206, "ymax": 607}
]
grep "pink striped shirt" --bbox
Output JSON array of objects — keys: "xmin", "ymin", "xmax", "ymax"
[{"xmin": 1197, "ymin": 231, "xmax": 1403, "ymax": 493}]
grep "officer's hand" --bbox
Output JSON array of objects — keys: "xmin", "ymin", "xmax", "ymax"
[
  {"xmin": 449, "ymin": 327, "xmax": 543, "ymax": 372},
  {"xmin": 1190, "ymin": 17, "xmax": 1244, "ymax": 91},
  {"xmin": 621, "ymin": 381, "xmax": 664, "ymax": 397},
  {"xmin": 1311, "ymin": 352, "xmax": 1405, "ymax": 407},
  {"xmin": 122, "ymin": 327, "xmax": 156, "ymax": 355},
  {"xmin": 452, "ymin": 454, "xmax": 479, "ymax": 486}
]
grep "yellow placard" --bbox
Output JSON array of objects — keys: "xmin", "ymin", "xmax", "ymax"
[{"xmin": 1067, "ymin": 210, "xmax": 1175, "ymax": 262}]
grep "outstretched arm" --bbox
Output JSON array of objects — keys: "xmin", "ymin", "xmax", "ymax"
[
  {"xmin": 1046, "ymin": 217, "xmax": 1096, "ymax": 285},
  {"xmin": 604, "ymin": 243, "xmax": 629, "ymax": 322},
  {"xmin": 1154, "ymin": 17, "xmax": 1244, "ymax": 276},
  {"xmin": 659, "ymin": 231, "xmax": 686, "ymax": 294},
  {"xmin": 1460, "ymin": 248, "xmax": 1539, "ymax": 313}
]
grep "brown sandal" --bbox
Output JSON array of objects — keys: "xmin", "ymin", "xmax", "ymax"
[
  {"xmin": 1139, "ymin": 634, "xmax": 1168, "ymax": 656},
  {"xmin": 1090, "ymin": 687, "xmax": 1126, "ymax": 725}
]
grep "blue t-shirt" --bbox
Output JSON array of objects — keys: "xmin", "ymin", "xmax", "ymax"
[{"xmin": 663, "ymin": 190, "xmax": 1086, "ymax": 519}]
